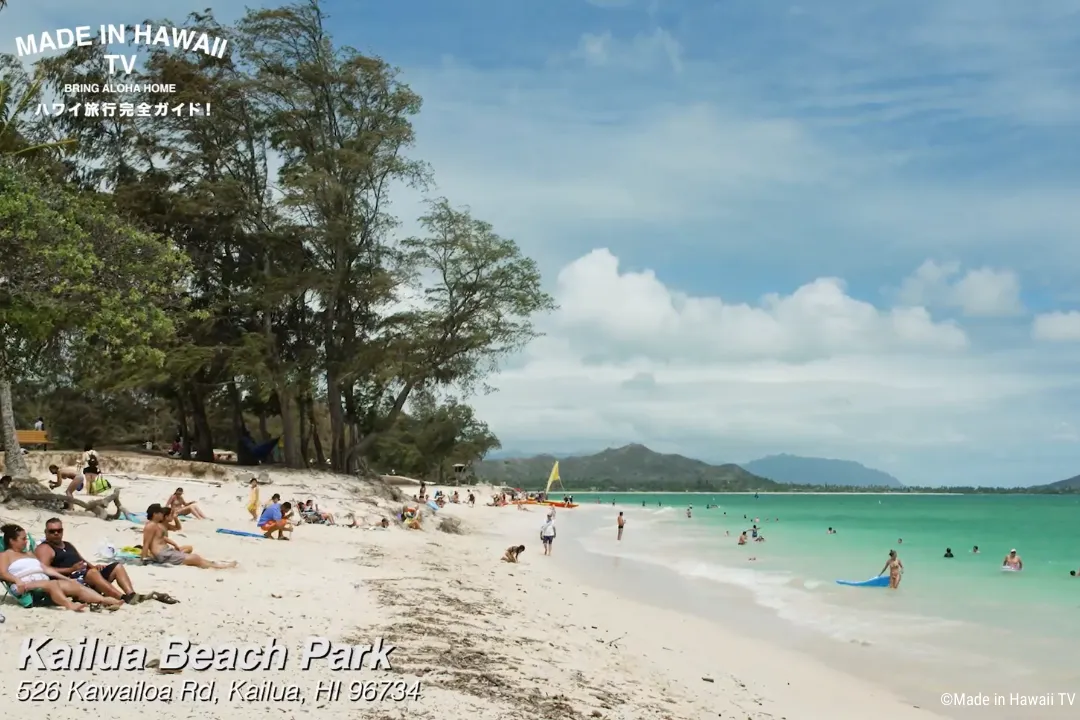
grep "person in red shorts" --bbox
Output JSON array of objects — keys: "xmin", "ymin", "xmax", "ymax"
[{"xmin": 257, "ymin": 500, "xmax": 293, "ymax": 540}]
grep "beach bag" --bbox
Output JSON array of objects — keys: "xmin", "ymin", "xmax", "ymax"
[{"xmin": 89, "ymin": 476, "xmax": 112, "ymax": 495}]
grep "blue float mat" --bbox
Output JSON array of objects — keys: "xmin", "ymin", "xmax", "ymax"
[
  {"xmin": 836, "ymin": 575, "xmax": 889, "ymax": 587},
  {"xmin": 427, "ymin": 500, "xmax": 439, "ymax": 512},
  {"xmin": 216, "ymin": 528, "xmax": 266, "ymax": 539}
]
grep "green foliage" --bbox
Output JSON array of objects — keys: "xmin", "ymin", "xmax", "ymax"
[
  {"xmin": 0, "ymin": 162, "xmax": 188, "ymax": 380},
  {"xmin": 0, "ymin": 1, "xmax": 552, "ymax": 475},
  {"xmin": 369, "ymin": 393, "xmax": 500, "ymax": 481}
]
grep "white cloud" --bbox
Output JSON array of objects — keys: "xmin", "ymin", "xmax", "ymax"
[
  {"xmin": 554, "ymin": 249, "xmax": 967, "ymax": 361},
  {"xmin": 896, "ymin": 260, "xmax": 1024, "ymax": 317},
  {"xmin": 469, "ymin": 249, "xmax": 1064, "ymax": 485},
  {"xmin": 1032, "ymin": 311, "xmax": 1080, "ymax": 341},
  {"xmin": 572, "ymin": 28, "xmax": 682, "ymax": 73}
]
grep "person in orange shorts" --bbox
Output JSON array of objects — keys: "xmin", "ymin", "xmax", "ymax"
[{"xmin": 257, "ymin": 500, "xmax": 293, "ymax": 540}]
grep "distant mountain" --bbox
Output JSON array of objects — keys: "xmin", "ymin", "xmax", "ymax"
[
  {"xmin": 473, "ymin": 443, "xmax": 779, "ymax": 492},
  {"xmin": 1035, "ymin": 474, "xmax": 1080, "ymax": 491},
  {"xmin": 742, "ymin": 454, "xmax": 904, "ymax": 488}
]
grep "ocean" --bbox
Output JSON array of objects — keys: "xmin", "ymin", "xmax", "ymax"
[{"xmin": 558, "ymin": 492, "xmax": 1080, "ymax": 717}]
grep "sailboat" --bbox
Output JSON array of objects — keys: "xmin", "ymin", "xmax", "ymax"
[{"xmin": 542, "ymin": 461, "xmax": 578, "ymax": 508}]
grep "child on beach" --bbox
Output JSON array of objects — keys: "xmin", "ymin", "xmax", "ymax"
[
  {"xmin": 246, "ymin": 477, "xmax": 259, "ymax": 520},
  {"xmin": 502, "ymin": 545, "xmax": 526, "ymax": 563}
]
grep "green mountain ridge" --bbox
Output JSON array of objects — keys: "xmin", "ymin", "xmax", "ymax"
[
  {"xmin": 742, "ymin": 453, "xmax": 904, "ymax": 488},
  {"xmin": 473, "ymin": 443, "xmax": 781, "ymax": 492}
]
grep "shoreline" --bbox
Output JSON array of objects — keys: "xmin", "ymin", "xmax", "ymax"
[{"xmin": 0, "ymin": 458, "xmax": 1051, "ymax": 718}]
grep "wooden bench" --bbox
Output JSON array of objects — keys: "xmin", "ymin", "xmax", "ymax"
[{"xmin": 14, "ymin": 430, "xmax": 48, "ymax": 448}]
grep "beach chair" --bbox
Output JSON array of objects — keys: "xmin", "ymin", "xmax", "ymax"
[{"xmin": 0, "ymin": 535, "xmax": 47, "ymax": 608}]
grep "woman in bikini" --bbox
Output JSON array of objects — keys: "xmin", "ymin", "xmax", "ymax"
[
  {"xmin": 880, "ymin": 549, "xmax": 904, "ymax": 589},
  {"xmin": 166, "ymin": 487, "xmax": 208, "ymax": 519},
  {"xmin": 0, "ymin": 524, "xmax": 121, "ymax": 611}
]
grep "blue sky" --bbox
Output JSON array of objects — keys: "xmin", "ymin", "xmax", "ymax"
[{"xmin": 7, "ymin": 0, "xmax": 1080, "ymax": 486}]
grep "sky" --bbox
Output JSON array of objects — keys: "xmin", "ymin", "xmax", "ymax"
[{"xmin": 6, "ymin": 0, "xmax": 1080, "ymax": 486}]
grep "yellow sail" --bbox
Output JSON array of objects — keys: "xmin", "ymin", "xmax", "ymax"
[{"xmin": 544, "ymin": 461, "xmax": 560, "ymax": 494}]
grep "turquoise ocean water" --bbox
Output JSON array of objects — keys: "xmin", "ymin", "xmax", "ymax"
[{"xmin": 562, "ymin": 492, "xmax": 1080, "ymax": 711}]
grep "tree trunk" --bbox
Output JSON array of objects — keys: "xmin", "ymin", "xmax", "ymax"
[
  {"xmin": 307, "ymin": 398, "xmax": 326, "ymax": 468},
  {"xmin": 297, "ymin": 394, "xmax": 310, "ymax": 467},
  {"xmin": 276, "ymin": 384, "xmax": 302, "ymax": 468},
  {"xmin": 0, "ymin": 378, "xmax": 30, "ymax": 478},
  {"xmin": 228, "ymin": 380, "xmax": 257, "ymax": 465},
  {"xmin": 175, "ymin": 390, "xmax": 192, "ymax": 460},
  {"xmin": 186, "ymin": 382, "xmax": 214, "ymax": 462},
  {"xmin": 258, "ymin": 409, "xmax": 269, "ymax": 441},
  {"xmin": 325, "ymin": 368, "xmax": 347, "ymax": 473}
]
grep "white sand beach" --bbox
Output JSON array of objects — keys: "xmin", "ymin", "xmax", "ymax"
[{"xmin": 1, "ymin": 454, "xmax": 954, "ymax": 719}]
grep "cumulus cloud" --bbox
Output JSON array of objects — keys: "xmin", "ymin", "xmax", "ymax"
[
  {"xmin": 896, "ymin": 260, "xmax": 1024, "ymax": 317},
  {"xmin": 554, "ymin": 249, "xmax": 967, "ymax": 361},
  {"xmin": 467, "ymin": 249, "xmax": 1064, "ymax": 486},
  {"xmin": 1032, "ymin": 311, "xmax": 1080, "ymax": 341}
]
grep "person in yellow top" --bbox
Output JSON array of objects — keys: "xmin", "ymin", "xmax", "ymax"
[{"xmin": 246, "ymin": 477, "xmax": 259, "ymax": 520}]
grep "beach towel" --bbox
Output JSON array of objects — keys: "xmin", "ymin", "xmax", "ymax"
[{"xmin": 216, "ymin": 528, "xmax": 266, "ymax": 539}]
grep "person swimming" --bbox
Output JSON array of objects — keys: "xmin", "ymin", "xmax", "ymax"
[
  {"xmin": 1003, "ymin": 549, "xmax": 1022, "ymax": 570},
  {"xmin": 972, "ymin": 545, "xmax": 979, "ymax": 554},
  {"xmin": 944, "ymin": 548, "xmax": 954, "ymax": 558},
  {"xmin": 880, "ymin": 549, "xmax": 904, "ymax": 589}
]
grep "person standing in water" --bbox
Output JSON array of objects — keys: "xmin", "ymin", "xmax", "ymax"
[
  {"xmin": 617, "ymin": 512, "xmax": 625, "ymax": 541},
  {"xmin": 1003, "ymin": 549, "xmax": 1022, "ymax": 570},
  {"xmin": 686, "ymin": 506, "xmax": 692, "ymax": 519},
  {"xmin": 880, "ymin": 549, "xmax": 904, "ymax": 589}
]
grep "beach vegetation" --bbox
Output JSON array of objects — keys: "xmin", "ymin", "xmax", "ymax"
[{"xmin": 0, "ymin": 0, "xmax": 552, "ymax": 481}]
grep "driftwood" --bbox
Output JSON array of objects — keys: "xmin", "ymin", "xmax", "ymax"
[{"xmin": 0, "ymin": 476, "xmax": 130, "ymax": 519}]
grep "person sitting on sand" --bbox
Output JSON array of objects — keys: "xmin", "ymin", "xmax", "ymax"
[
  {"xmin": 258, "ymin": 500, "xmax": 293, "ymax": 539},
  {"xmin": 452, "ymin": 491, "xmax": 460, "ymax": 503},
  {"xmin": 0, "ymin": 524, "xmax": 122, "ymax": 611},
  {"xmin": 142, "ymin": 505, "xmax": 236, "ymax": 568},
  {"xmin": 502, "ymin": 545, "xmax": 526, "ymax": 563},
  {"xmin": 1003, "ymin": 549, "xmax": 1022, "ymax": 570},
  {"xmin": 300, "ymin": 499, "xmax": 335, "ymax": 525},
  {"xmin": 160, "ymin": 506, "xmax": 183, "ymax": 532},
  {"xmin": 246, "ymin": 477, "xmax": 260, "ymax": 521},
  {"xmin": 166, "ymin": 487, "xmax": 207, "ymax": 520},
  {"xmin": 36, "ymin": 517, "xmax": 142, "ymax": 604},
  {"xmin": 401, "ymin": 505, "xmax": 422, "ymax": 529}
]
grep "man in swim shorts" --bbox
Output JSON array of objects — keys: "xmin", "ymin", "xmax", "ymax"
[
  {"xmin": 617, "ymin": 512, "xmax": 625, "ymax": 541},
  {"xmin": 1003, "ymin": 549, "xmax": 1022, "ymax": 570},
  {"xmin": 258, "ymin": 500, "xmax": 293, "ymax": 540},
  {"xmin": 143, "ymin": 504, "xmax": 237, "ymax": 569},
  {"xmin": 36, "ymin": 517, "xmax": 140, "ymax": 603},
  {"xmin": 540, "ymin": 516, "xmax": 556, "ymax": 556}
]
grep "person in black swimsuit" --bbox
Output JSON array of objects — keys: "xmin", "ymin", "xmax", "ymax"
[{"xmin": 35, "ymin": 518, "xmax": 139, "ymax": 603}]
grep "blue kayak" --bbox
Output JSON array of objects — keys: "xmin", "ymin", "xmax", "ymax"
[{"xmin": 836, "ymin": 575, "xmax": 890, "ymax": 588}]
